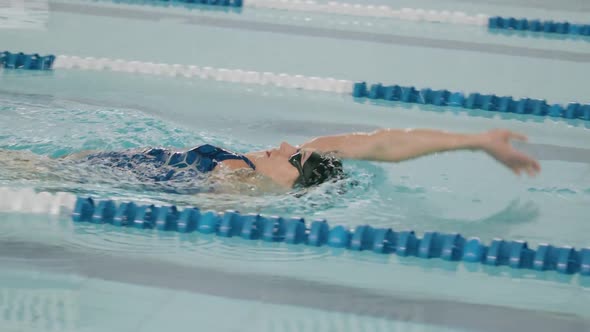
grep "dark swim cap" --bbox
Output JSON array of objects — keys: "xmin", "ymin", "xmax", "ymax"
[{"xmin": 288, "ymin": 151, "xmax": 344, "ymax": 188}]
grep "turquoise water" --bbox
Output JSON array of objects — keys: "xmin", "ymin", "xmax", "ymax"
[{"xmin": 1, "ymin": 1, "xmax": 590, "ymax": 331}]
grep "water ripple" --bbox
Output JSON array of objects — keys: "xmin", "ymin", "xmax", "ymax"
[
  {"xmin": 528, "ymin": 187, "xmax": 581, "ymax": 195},
  {"xmin": 59, "ymin": 220, "xmax": 331, "ymax": 263}
]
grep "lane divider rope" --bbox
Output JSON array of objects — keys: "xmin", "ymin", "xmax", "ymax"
[
  {"xmin": 353, "ymin": 81, "xmax": 590, "ymax": 121},
  {"xmin": 71, "ymin": 195, "xmax": 590, "ymax": 276},
  {"xmin": 92, "ymin": 0, "xmax": 590, "ymax": 38},
  {"xmin": 0, "ymin": 51, "xmax": 55, "ymax": 70},
  {"xmin": 248, "ymin": 0, "xmax": 589, "ymax": 38},
  {"xmin": 3, "ymin": 51, "xmax": 589, "ymax": 122},
  {"xmin": 247, "ymin": 0, "xmax": 488, "ymax": 26},
  {"xmin": 488, "ymin": 16, "xmax": 590, "ymax": 36},
  {"xmin": 1, "ymin": 187, "xmax": 587, "ymax": 276},
  {"xmin": 124, "ymin": 0, "xmax": 244, "ymax": 7},
  {"xmin": 52, "ymin": 54, "xmax": 356, "ymax": 93},
  {"xmin": 0, "ymin": 188, "xmax": 77, "ymax": 215}
]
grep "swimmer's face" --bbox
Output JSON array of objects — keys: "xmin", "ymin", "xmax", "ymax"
[{"xmin": 252, "ymin": 142, "xmax": 312, "ymax": 187}]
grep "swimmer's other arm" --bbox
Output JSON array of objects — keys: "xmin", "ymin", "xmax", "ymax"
[{"xmin": 300, "ymin": 129, "xmax": 540, "ymax": 176}]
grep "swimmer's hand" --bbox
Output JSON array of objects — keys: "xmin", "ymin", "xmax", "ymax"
[{"xmin": 478, "ymin": 129, "xmax": 540, "ymax": 177}]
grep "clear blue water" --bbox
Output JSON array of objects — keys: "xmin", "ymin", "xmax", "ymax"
[{"xmin": 1, "ymin": 1, "xmax": 590, "ymax": 331}]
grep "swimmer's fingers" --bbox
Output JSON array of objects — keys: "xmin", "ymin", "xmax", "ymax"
[
  {"xmin": 525, "ymin": 165, "xmax": 537, "ymax": 177},
  {"xmin": 511, "ymin": 161, "xmax": 540, "ymax": 177},
  {"xmin": 511, "ymin": 167, "xmax": 522, "ymax": 176},
  {"xmin": 508, "ymin": 131, "xmax": 528, "ymax": 142}
]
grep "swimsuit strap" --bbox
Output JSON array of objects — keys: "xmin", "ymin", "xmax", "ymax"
[{"xmin": 193, "ymin": 144, "xmax": 256, "ymax": 170}]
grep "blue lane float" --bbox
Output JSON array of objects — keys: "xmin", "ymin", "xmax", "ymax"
[
  {"xmin": 72, "ymin": 197, "xmax": 590, "ymax": 276},
  {"xmin": 112, "ymin": 0, "xmax": 243, "ymax": 7},
  {"xmin": 488, "ymin": 16, "xmax": 590, "ymax": 36},
  {"xmin": 353, "ymin": 81, "xmax": 590, "ymax": 122},
  {"xmin": 0, "ymin": 51, "xmax": 55, "ymax": 70}
]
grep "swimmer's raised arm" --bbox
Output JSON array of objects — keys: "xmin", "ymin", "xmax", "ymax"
[{"xmin": 300, "ymin": 129, "xmax": 540, "ymax": 176}]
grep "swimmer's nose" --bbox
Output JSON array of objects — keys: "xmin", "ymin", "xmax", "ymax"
[{"xmin": 279, "ymin": 142, "xmax": 297, "ymax": 155}]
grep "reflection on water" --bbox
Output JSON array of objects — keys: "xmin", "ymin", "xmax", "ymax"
[
  {"xmin": 0, "ymin": 0, "xmax": 48, "ymax": 30},
  {"xmin": 430, "ymin": 199, "xmax": 541, "ymax": 234},
  {"xmin": 0, "ymin": 266, "xmax": 473, "ymax": 332},
  {"xmin": 0, "ymin": 286, "xmax": 79, "ymax": 331},
  {"xmin": 0, "ymin": 211, "xmax": 585, "ymax": 287}
]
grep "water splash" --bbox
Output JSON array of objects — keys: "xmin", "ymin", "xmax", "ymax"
[{"xmin": 0, "ymin": 92, "xmax": 377, "ymax": 218}]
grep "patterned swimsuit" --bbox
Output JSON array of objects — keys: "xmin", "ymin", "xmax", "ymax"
[{"xmin": 84, "ymin": 144, "xmax": 255, "ymax": 182}]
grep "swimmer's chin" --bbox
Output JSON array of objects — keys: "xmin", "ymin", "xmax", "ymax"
[{"xmin": 209, "ymin": 167, "xmax": 290, "ymax": 195}]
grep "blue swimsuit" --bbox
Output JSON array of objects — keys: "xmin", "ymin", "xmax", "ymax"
[{"xmin": 85, "ymin": 144, "xmax": 256, "ymax": 182}]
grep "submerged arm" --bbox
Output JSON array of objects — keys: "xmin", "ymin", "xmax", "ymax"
[{"xmin": 300, "ymin": 128, "xmax": 540, "ymax": 176}]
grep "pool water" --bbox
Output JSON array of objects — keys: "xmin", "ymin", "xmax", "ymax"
[{"xmin": 1, "ymin": 0, "xmax": 590, "ymax": 331}]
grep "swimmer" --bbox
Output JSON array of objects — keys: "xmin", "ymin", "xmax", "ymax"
[{"xmin": 52, "ymin": 128, "xmax": 539, "ymax": 191}]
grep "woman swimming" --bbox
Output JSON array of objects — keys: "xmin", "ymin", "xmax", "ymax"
[{"xmin": 55, "ymin": 128, "xmax": 540, "ymax": 191}]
